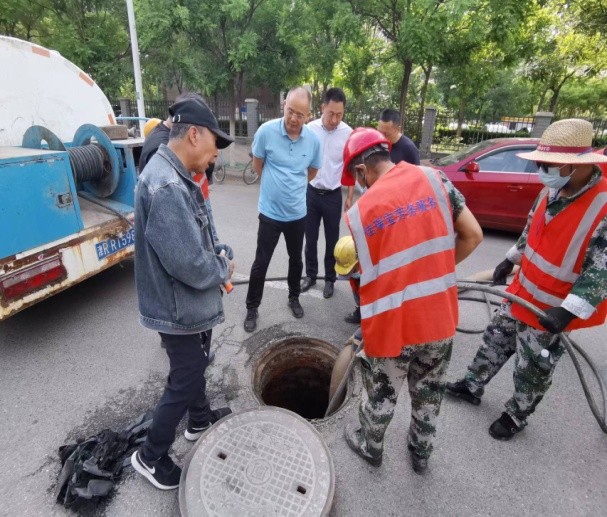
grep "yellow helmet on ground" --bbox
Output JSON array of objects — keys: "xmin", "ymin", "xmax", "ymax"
[
  {"xmin": 334, "ymin": 236, "xmax": 358, "ymax": 276},
  {"xmin": 143, "ymin": 118, "xmax": 162, "ymax": 138}
]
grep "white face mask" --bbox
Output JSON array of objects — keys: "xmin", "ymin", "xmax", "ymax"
[
  {"xmin": 537, "ymin": 163, "xmax": 574, "ymax": 189},
  {"xmin": 355, "ymin": 182, "xmax": 367, "ymax": 195}
]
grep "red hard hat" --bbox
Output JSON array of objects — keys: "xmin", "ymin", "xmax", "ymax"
[{"xmin": 342, "ymin": 127, "xmax": 392, "ymax": 177}]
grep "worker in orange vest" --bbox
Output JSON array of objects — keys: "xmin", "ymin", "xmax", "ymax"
[
  {"xmin": 447, "ymin": 119, "xmax": 607, "ymax": 440},
  {"xmin": 341, "ymin": 128, "xmax": 483, "ymax": 474}
]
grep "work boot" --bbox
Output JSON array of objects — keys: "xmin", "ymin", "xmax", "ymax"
[
  {"xmin": 445, "ymin": 379, "xmax": 481, "ymax": 405},
  {"xmin": 323, "ymin": 281, "xmax": 334, "ymax": 299},
  {"xmin": 244, "ymin": 308, "xmax": 258, "ymax": 333},
  {"xmin": 300, "ymin": 277, "xmax": 316, "ymax": 292},
  {"xmin": 489, "ymin": 412, "xmax": 524, "ymax": 441},
  {"xmin": 407, "ymin": 445, "xmax": 428, "ymax": 475},
  {"xmin": 344, "ymin": 423, "xmax": 382, "ymax": 467},
  {"xmin": 288, "ymin": 296, "xmax": 304, "ymax": 318},
  {"xmin": 344, "ymin": 307, "xmax": 361, "ymax": 324},
  {"xmin": 185, "ymin": 407, "xmax": 233, "ymax": 441}
]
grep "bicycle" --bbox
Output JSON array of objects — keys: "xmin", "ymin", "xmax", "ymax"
[
  {"xmin": 213, "ymin": 151, "xmax": 226, "ymax": 183},
  {"xmin": 243, "ymin": 152, "xmax": 259, "ymax": 184}
]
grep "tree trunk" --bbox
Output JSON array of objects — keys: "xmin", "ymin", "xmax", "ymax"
[
  {"xmin": 417, "ymin": 64, "xmax": 433, "ymax": 143},
  {"xmin": 228, "ymin": 77, "xmax": 236, "ymax": 167},
  {"xmin": 237, "ymin": 71, "xmax": 244, "ymax": 138},
  {"xmin": 457, "ymin": 96, "xmax": 467, "ymax": 138},
  {"xmin": 399, "ymin": 60, "xmax": 413, "ymax": 131},
  {"xmin": 537, "ymin": 86, "xmax": 548, "ymax": 111}
]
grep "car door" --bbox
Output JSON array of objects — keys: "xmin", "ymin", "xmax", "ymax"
[{"xmin": 454, "ymin": 145, "xmax": 538, "ymax": 231}]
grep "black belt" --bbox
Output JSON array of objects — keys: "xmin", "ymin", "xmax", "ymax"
[{"xmin": 309, "ymin": 185, "xmax": 340, "ymax": 195}]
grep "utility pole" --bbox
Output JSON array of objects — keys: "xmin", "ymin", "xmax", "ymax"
[{"xmin": 125, "ymin": 0, "xmax": 146, "ymax": 135}]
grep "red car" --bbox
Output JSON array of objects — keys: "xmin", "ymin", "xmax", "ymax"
[{"xmin": 423, "ymin": 138, "xmax": 541, "ymax": 233}]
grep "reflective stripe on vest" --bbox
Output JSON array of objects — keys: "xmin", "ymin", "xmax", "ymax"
[
  {"xmin": 348, "ymin": 166, "xmax": 456, "ymax": 320},
  {"xmin": 349, "ymin": 166, "xmax": 455, "ymax": 289},
  {"xmin": 517, "ymin": 268, "xmax": 565, "ymax": 306},
  {"xmin": 521, "ymin": 191, "xmax": 607, "ymax": 299},
  {"xmin": 360, "ymin": 272, "xmax": 457, "ymax": 319}
]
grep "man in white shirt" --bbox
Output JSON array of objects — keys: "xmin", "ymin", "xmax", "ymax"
[{"xmin": 301, "ymin": 88, "xmax": 353, "ymax": 298}]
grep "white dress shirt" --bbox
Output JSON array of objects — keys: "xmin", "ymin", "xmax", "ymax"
[{"xmin": 307, "ymin": 119, "xmax": 353, "ymax": 190}]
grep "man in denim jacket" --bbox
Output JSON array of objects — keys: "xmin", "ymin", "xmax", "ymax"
[{"xmin": 131, "ymin": 96, "xmax": 235, "ymax": 490}]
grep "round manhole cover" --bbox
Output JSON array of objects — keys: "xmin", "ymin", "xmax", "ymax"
[{"xmin": 179, "ymin": 407, "xmax": 335, "ymax": 517}]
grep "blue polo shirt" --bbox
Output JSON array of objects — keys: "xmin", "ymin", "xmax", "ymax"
[{"xmin": 253, "ymin": 118, "xmax": 322, "ymax": 222}]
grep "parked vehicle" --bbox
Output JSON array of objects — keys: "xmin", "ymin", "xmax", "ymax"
[
  {"xmin": 482, "ymin": 123, "xmax": 513, "ymax": 134},
  {"xmin": 0, "ymin": 36, "xmax": 140, "ymax": 320},
  {"xmin": 423, "ymin": 138, "xmax": 542, "ymax": 232}
]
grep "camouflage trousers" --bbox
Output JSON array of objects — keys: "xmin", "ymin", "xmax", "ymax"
[
  {"xmin": 464, "ymin": 301, "xmax": 565, "ymax": 426},
  {"xmin": 358, "ymin": 338, "xmax": 453, "ymax": 460}
]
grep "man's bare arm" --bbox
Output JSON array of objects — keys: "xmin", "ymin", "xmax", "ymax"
[
  {"xmin": 308, "ymin": 167, "xmax": 318, "ymax": 182},
  {"xmin": 453, "ymin": 206, "xmax": 483, "ymax": 264},
  {"xmin": 253, "ymin": 157, "xmax": 264, "ymax": 178}
]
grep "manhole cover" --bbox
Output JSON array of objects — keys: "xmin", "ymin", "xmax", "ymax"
[{"xmin": 179, "ymin": 407, "xmax": 335, "ymax": 517}]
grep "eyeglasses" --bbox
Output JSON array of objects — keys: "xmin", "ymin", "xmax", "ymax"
[{"xmin": 286, "ymin": 107, "xmax": 306, "ymax": 121}]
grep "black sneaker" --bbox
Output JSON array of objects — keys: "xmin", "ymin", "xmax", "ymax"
[
  {"xmin": 489, "ymin": 412, "xmax": 524, "ymax": 441},
  {"xmin": 408, "ymin": 444, "xmax": 428, "ymax": 475},
  {"xmin": 445, "ymin": 379, "xmax": 481, "ymax": 406},
  {"xmin": 244, "ymin": 308, "xmax": 258, "ymax": 333},
  {"xmin": 344, "ymin": 423, "xmax": 382, "ymax": 467},
  {"xmin": 288, "ymin": 297, "xmax": 304, "ymax": 318},
  {"xmin": 184, "ymin": 407, "xmax": 232, "ymax": 441},
  {"xmin": 344, "ymin": 307, "xmax": 361, "ymax": 324},
  {"xmin": 131, "ymin": 449, "xmax": 181, "ymax": 490}
]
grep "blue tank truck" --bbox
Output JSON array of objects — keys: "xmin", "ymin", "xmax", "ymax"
[{"xmin": 0, "ymin": 124, "xmax": 143, "ymax": 320}]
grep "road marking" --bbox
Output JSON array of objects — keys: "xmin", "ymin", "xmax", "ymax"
[{"xmin": 232, "ymin": 273, "xmax": 323, "ymax": 299}]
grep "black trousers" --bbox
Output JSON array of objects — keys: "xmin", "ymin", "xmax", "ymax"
[
  {"xmin": 246, "ymin": 213, "xmax": 305, "ymax": 309},
  {"xmin": 142, "ymin": 331, "xmax": 212, "ymax": 460},
  {"xmin": 304, "ymin": 185, "xmax": 342, "ymax": 282}
]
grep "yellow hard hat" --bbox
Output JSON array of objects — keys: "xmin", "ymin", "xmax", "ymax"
[
  {"xmin": 334, "ymin": 236, "xmax": 358, "ymax": 276},
  {"xmin": 143, "ymin": 118, "xmax": 162, "ymax": 138}
]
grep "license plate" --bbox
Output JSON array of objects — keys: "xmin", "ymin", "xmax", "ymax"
[{"xmin": 96, "ymin": 228, "xmax": 135, "ymax": 260}]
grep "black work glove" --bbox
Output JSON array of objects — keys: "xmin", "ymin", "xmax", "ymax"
[
  {"xmin": 215, "ymin": 243, "xmax": 234, "ymax": 260},
  {"xmin": 538, "ymin": 307, "xmax": 577, "ymax": 334},
  {"xmin": 492, "ymin": 258, "xmax": 515, "ymax": 285}
]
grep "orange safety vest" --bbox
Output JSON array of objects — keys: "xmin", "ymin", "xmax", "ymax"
[
  {"xmin": 192, "ymin": 173, "xmax": 210, "ymax": 200},
  {"xmin": 508, "ymin": 178, "xmax": 607, "ymax": 330},
  {"xmin": 345, "ymin": 163, "xmax": 458, "ymax": 357}
]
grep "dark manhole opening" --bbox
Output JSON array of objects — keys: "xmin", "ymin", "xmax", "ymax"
[{"xmin": 253, "ymin": 337, "xmax": 350, "ymax": 420}]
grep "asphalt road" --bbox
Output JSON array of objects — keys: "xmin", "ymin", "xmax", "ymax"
[{"xmin": 1, "ymin": 176, "xmax": 606, "ymax": 517}]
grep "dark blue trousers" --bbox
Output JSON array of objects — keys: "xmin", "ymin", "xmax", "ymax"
[
  {"xmin": 304, "ymin": 185, "xmax": 342, "ymax": 282},
  {"xmin": 142, "ymin": 331, "xmax": 212, "ymax": 460}
]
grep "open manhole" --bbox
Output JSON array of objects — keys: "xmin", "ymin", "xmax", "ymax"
[{"xmin": 252, "ymin": 337, "xmax": 352, "ymax": 420}]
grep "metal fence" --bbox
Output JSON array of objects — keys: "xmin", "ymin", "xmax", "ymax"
[
  {"xmin": 555, "ymin": 114, "xmax": 607, "ymax": 148},
  {"xmin": 432, "ymin": 113, "xmax": 535, "ymax": 153},
  {"xmin": 343, "ymin": 107, "xmax": 422, "ymax": 144}
]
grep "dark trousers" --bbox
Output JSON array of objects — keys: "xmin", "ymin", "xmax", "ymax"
[
  {"xmin": 304, "ymin": 185, "xmax": 342, "ymax": 282},
  {"xmin": 142, "ymin": 331, "xmax": 212, "ymax": 460},
  {"xmin": 246, "ymin": 213, "xmax": 305, "ymax": 309}
]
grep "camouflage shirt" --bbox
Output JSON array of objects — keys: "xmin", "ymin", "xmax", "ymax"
[
  {"xmin": 506, "ymin": 166, "xmax": 607, "ymax": 318},
  {"xmin": 437, "ymin": 170, "xmax": 466, "ymax": 221}
]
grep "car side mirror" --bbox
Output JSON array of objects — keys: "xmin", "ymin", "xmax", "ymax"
[{"xmin": 463, "ymin": 161, "xmax": 480, "ymax": 173}]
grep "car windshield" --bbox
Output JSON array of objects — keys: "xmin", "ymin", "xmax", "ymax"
[{"xmin": 434, "ymin": 140, "xmax": 499, "ymax": 166}]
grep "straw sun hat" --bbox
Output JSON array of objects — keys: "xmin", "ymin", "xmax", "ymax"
[{"xmin": 517, "ymin": 119, "xmax": 607, "ymax": 164}]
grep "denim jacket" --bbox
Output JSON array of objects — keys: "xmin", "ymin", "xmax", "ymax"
[{"xmin": 134, "ymin": 144, "xmax": 230, "ymax": 334}]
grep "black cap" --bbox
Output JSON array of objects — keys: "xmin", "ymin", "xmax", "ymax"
[{"xmin": 169, "ymin": 97, "xmax": 234, "ymax": 149}]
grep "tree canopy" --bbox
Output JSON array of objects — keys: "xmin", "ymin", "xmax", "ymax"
[{"xmin": 2, "ymin": 0, "xmax": 606, "ymax": 119}]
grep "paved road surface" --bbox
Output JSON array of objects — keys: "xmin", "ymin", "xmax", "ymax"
[{"xmin": 1, "ymin": 179, "xmax": 606, "ymax": 516}]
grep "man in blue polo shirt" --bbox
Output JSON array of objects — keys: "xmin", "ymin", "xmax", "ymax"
[{"xmin": 244, "ymin": 86, "xmax": 322, "ymax": 332}]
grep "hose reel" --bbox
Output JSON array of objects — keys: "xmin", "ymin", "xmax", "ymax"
[{"xmin": 22, "ymin": 124, "xmax": 121, "ymax": 198}]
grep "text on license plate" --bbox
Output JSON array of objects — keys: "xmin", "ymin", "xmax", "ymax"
[{"xmin": 96, "ymin": 228, "xmax": 135, "ymax": 260}]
